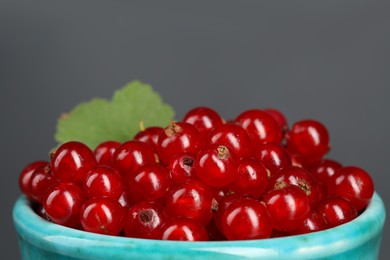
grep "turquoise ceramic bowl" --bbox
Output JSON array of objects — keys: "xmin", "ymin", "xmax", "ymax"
[{"xmin": 13, "ymin": 192, "xmax": 385, "ymax": 260}]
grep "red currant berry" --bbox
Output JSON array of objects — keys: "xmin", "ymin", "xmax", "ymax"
[
  {"xmin": 291, "ymin": 210, "xmax": 328, "ymax": 235},
  {"xmin": 80, "ymin": 197, "xmax": 125, "ymax": 236},
  {"xmin": 327, "ymin": 166, "xmax": 374, "ymax": 211},
  {"xmin": 51, "ymin": 141, "xmax": 97, "ymax": 184},
  {"xmin": 133, "ymin": 126, "xmax": 163, "ymax": 150},
  {"xmin": 235, "ymin": 109, "xmax": 283, "ymax": 145},
  {"xmin": 112, "ymin": 140, "xmax": 156, "ymax": 177},
  {"xmin": 124, "ymin": 201, "xmax": 167, "ymax": 239},
  {"xmin": 160, "ymin": 218, "xmax": 209, "ymax": 241},
  {"xmin": 207, "ymin": 124, "xmax": 253, "ymax": 158},
  {"xmin": 167, "ymin": 153, "xmax": 197, "ymax": 186},
  {"xmin": 195, "ymin": 144, "xmax": 239, "ymax": 188},
  {"xmin": 254, "ymin": 143, "xmax": 292, "ymax": 177},
  {"xmin": 264, "ymin": 108, "xmax": 288, "ymax": 132},
  {"xmin": 229, "ymin": 158, "xmax": 268, "ymax": 198},
  {"xmin": 126, "ymin": 163, "xmax": 171, "ymax": 203},
  {"xmin": 29, "ymin": 165, "xmax": 57, "ymax": 204},
  {"xmin": 44, "ymin": 182, "xmax": 86, "ymax": 228},
  {"xmin": 19, "ymin": 161, "xmax": 49, "ymax": 199},
  {"xmin": 117, "ymin": 188, "xmax": 133, "ymax": 209},
  {"xmin": 94, "ymin": 141, "xmax": 120, "ymax": 166},
  {"xmin": 221, "ymin": 198, "xmax": 272, "ymax": 240},
  {"xmin": 264, "ymin": 185, "xmax": 311, "ymax": 232},
  {"xmin": 286, "ymin": 120, "xmax": 330, "ymax": 165},
  {"xmin": 83, "ymin": 165, "xmax": 124, "ymax": 200},
  {"xmin": 165, "ymin": 180, "xmax": 215, "ymax": 225},
  {"xmin": 316, "ymin": 196, "xmax": 358, "ymax": 228},
  {"xmin": 268, "ymin": 166, "xmax": 319, "ymax": 206},
  {"xmin": 156, "ymin": 121, "xmax": 201, "ymax": 165},
  {"xmin": 309, "ymin": 159, "xmax": 342, "ymax": 185},
  {"xmin": 213, "ymin": 193, "xmax": 242, "ymax": 232},
  {"xmin": 183, "ymin": 107, "xmax": 224, "ymax": 135}
]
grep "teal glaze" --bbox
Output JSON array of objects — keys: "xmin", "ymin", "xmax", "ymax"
[{"xmin": 13, "ymin": 192, "xmax": 385, "ymax": 260}]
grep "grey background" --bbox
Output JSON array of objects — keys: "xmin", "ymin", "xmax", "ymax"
[{"xmin": 1, "ymin": 0, "xmax": 389, "ymax": 259}]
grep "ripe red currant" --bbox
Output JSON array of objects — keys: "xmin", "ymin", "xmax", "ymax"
[
  {"xmin": 165, "ymin": 179, "xmax": 214, "ymax": 225},
  {"xmin": 316, "ymin": 196, "xmax": 358, "ymax": 228},
  {"xmin": 124, "ymin": 201, "xmax": 167, "ymax": 239},
  {"xmin": 195, "ymin": 144, "xmax": 239, "ymax": 188},
  {"xmin": 254, "ymin": 143, "xmax": 292, "ymax": 177},
  {"xmin": 44, "ymin": 182, "xmax": 86, "ymax": 228},
  {"xmin": 80, "ymin": 197, "xmax": 125, "ymax": 236},
  {"xmin": 221, "ymin": 198, "xmax": 272, "ymax": 240},
  {"xmin": 94, "ymin": 141, "xmax": 120, "ymax": 166},
  {"xmin": 83, "ymin": 165, "xmax": 124, "ymax": 200},
  {"xmin": 327, "ymin": 166, "xmax": 374, "ymax": 211},
  {"xmin": 286, "ymin": 120, "xmax": 330, "ymax": 165},
  {"xmin": 264, "ymin": 108, "xmax": 288, "ymax": 132},
  {"xmin": 291, "ymin": 210, "xmax": 328, "ymax": 235},
  {"xmin": 156, "ymin": 121, "xmax": 201, "ymax": 165},
  {"xmin": 159, "ymin": 218, "xmax": 208, "ymax": 241},
  {"xmin": 19, "ymin": 161, "xmax": 49, "ymax": 199},
  {"xmin": 29, "ymin": 165, "xmax": 57, "ymax": 204},
  {"xmin": 235, "ymin": 109, "xmax": 283, "ymax": 145},
  {"xmin": 183, "ymin": 107, "xmax": 224, "ymax": 135},
  {"xmin": 309, "ymin": 159, "xmax": 342, "ymax": 185},
  {"xmin": 167, "ymin": 153, "xmax": 197, "ymax": 186},
  {"xmin": 51, "ymin": 141, "xmax": 97, "ymax": 184},
  {"xmin": 133, "ymin": 126, "xmax": 163, "ymax": 150}
]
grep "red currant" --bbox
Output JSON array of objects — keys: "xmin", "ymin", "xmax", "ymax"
[
  {"xmin": 264, "ymin": 185, "xmax": 310, "ymax": 232},
  {"xmin": 309, "ymin": 159, "xmax": 342, "ymax": 185},
  {"xmin": 167, "ymin": 153, "xmax": 197, "ymax": 186},
  {"xmin": 159, "ymin": 218, "xmax": 208, "ymax": 241},
  {"xmin": 124, "ymin": 201, "xmax": 167, "ymax": 239},
  {"xmin": 133, "ymin": 126, "xmax": 163, "ymax": 150},
  {"xmin": 254, "ymin": 143, "xmax": 292, "ymax": 177},
  {"xmin": 291, "ymin": 210, "xmax": 327, "ymax": 235},
  {"xmin": 165, "ymin": 179, "xmax": 215, "ymax": 225},
  {"xmin": 83, "ymin": 165, "xmax": 124, "ymax": 200},
  {"xmin": 286, "ymin": 120, "xmax": 330, "ymax": 165},
  {"xmin": 94, "ymin": 141, "xmax": 120, "ymax": 166},
  {"xmin": 327, "ymin": 166, "xmax": 374, "ymax": 211},
  {"xmin": 19, "ymin": 161, "xmax": 49, "ymax": 199},
  {"xmin": 316, "ymin": 196, "xmax": 358, "ymax": 228},
  {"xmin": 51, "ymin": 141, "xmax": 97, "ymax": 184},
  {"xmin": 221, "ymin": 198, "xmax": 272, "ymax": 240},
  {"xmin": 264, "ymin": 108, "xmax": 288, "ymax": 132},
  {"xmin": 29, "ymin": 165, "xmax": 57, "ymax": 204},
  {"xmin": 229, "ymin": 158, "xmax": 268, "ymax": 198},
  {"xmin": 183, "ymin": 107, "xmax": 224, "ymax": 135},
  {"xmin": 156, "ymin": 121, "xmax": 201, "ymax": 165},
  {"xmin": 235, "ymin": 109, "xmax": 283, "ymax": 145},
  {"xmin": 207, "ymin": 124, "xmax": 253, "ymax": 158},
  {"xmin": 44, "ymin": 182, "xmax": 86, "ymax": 228},
  {"xmin": 195, "ymin": 144, "xmax": 239, "ymax": 188},
  {"xmin": 126, "ymin": 163, "xmax": 171, "ymax": 203},
  {"xmin": 80, "ymin": 197, "xmax": 125, "ymax": 235}
]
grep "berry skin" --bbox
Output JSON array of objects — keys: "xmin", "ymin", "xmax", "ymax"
[
  {"xmin": 29, "ymin": 165, "xmax": 57, "ymax": 204},
  {"xmin": 183, "ymin": 107, "xmax": 224, "ymax": 135},
  {"xmin": 316, "ymin": 196, "xmax": 358, "ymax": 228},
  {"xmin": 195, "ymin": 144, "xmax": 239, "ymax": 188},
  {"xmin": 83, "ymin": 165, "xmax": 124, "ymax": 200},
  {"xmin": 165, "ymin": 180, "xmax": 215, "ymax": 225},
  {"xmin": 264, "ymin": 108, "xmax": 288, "ymax": 132},
  {"xmin": 44, "ymin": 182, "xmax": 86, "ymax": 228},
  {"xmin": 309, "ymin": 159, "xmax": 342, "ymax": 185},
  {"xmin": 160, "ymin": 218, "xmax": 209, "ymax": 241},
  {"xmin": 133, "ymin": 126, "xmax": 163, "ymax": 150},
  {"xmin": 94, "ymin": 141, "xmax": 120, "ymax": 166},
  {"xmin": 167, "ymin": 153, "xmax": 197, "ymax": 186},
  {"xmin": 229, "ymin": 158, "xmax": 268, "ymax": 198},
  {"xmin": 268, "ymin": 166, "xmax": 319, "ymax": 206},
  {"xmin": 19, "ymin": 161, "xmax": 49, "ymax": 199},
  {"xmin": 291, "ymin": 210, "xmax": 328, "ymax": 235},
  {"xmin": 254, "ymin": 143, "xmax": 292, "ymax": 177},
  {"xmin": 124, "ymin": 202, "xmax": 167, "ymax": 239},
  {"xmin": 327, "ymin": 166, "xmax": 374, "ymax": 211},
  {"xmin": 112, "ymin": 140, "xmax": 156, "ymax": 177},
  {"xmin": 264, "ymin": 185, "xmax": 311, "ymax": 232},
  {"xmin": 286, "ymin": 120, "xmax": 330, "ymax": 165},
  {"xmin": 80, "ymin": 197, "xmax": 125, "ymax": 236},
  {"xmin": 207, "ymin": 124, "xmax": 253, "ymax": 158},
  {"xmin": 126, "ymin": 163, "xmax": 171, "ymax": 203},
  {"xmin": 51, "ymin": 141, "xmax": 97, "ymax": 184},
  {"xmin": 156, "ymin": 121, "xmax": 201, "ymax": 165},
  {"xmin": 221, "ymin": 198, "xmax": 272, "ymax": 240},
  {"xmin": 235, "ymin": 109, "xmax": 283, "ymax": 146}
]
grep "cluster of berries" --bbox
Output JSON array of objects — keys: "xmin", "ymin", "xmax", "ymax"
[{"xmin": 19, "ymin": 107, "xmax": 374, "ymax": 241}]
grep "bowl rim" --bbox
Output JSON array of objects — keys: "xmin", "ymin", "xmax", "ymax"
[{"xmin": 13, "ymin": 192, "xmax": 385, "ymax": 259}]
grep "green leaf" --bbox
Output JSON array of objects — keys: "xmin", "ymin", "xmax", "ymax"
[{"xmin": 55, "ymin": 81, "xmax": 175, "ymax": 149}]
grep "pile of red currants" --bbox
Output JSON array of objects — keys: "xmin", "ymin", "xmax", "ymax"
[{"xmin": 18, "ymin": 107, "xmax": 375, "ymax": 241}]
